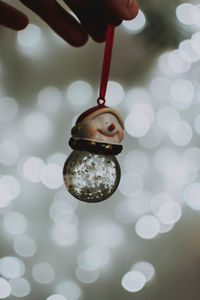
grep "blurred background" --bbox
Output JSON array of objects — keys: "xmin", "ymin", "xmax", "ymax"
[{"xmin": 1, "ymin": 0, "xmax": 200, "ymax": 299}]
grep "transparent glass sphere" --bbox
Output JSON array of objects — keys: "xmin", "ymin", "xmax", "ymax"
[{"xmin": 63, "ymin": 151, "xmax": 121, "ymax": 203}]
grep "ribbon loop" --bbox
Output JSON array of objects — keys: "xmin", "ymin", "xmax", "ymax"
[{"xmin": 98, "ymin": 22, "xmax": 115, "ymax": 106}]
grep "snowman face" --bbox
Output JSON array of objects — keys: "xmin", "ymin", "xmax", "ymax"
[{"xmin": 81, "ymin": 113, "xmax": 124, "ymax": 144}]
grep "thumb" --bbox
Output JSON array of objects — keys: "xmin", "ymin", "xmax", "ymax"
[{"xmin": 101, "ymin": 0, "xmax": 138, "ymax": 21}]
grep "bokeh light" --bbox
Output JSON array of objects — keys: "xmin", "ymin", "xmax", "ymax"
[
  {"xmin": 0, "ymin": 140, "xmax": 20, "ymax": 166},
  {"xmin": 17, "ymin": 24, "xmax": 41, "ymax": 47},
  {"xmin": 125, "ymin": 112, "xmax": 150, "ymax": 137},
  {"xmin": 0, "ymin": 256, "xmax": 25, "ymax": 279},
  {"xmin": 38, "ymin": 86, "xmax": 63, "ymax": 113},
  {"xmin": 56, "ymin": 280, "xmax": 82, "ymax": 300},
  {"xmin": 184, "ymin": 183, "xmax": 200, "ymax": 210},
  {"xmin": 10, "ymin": 277, "xmax": 31, "ymax": 297},
  {"xmin": 4, "ymin": 211, "xmax": 27, "ymax": 235},
  {"xmin": 132, "ymin": 261, "xmax": 155, "ymax": 282},
  {"xmin": 23, "ymin": 156, "xmax": 45, "ymax": 183},
  {"xmin": 121, "ymin": 271, "xmax": 146, "ymax": 292},
  {"xmin": 135, "ymin": 215, "xmax": 160, "ymax": 239},
  {"xmin": 170, "ymin": 79, "xmax": 194, "ymax": 110},
  {"xmin": 169, "ymin": 121, "xmax": 192, "ymax": 146},
  {"xmin": 105, "ymin": 81, "xmax": 124, "ymax": 106},
  {"xmin": 176, "ymin": 3, "xmax": 196, "ymax": 25},
  {"xmin": 41, "ymin": 163, "xmax": 63, "ymax": 189},
  {"xmin": 0, "ymin": 278, "xmax": 11, "ymax": 298},
  {"xmin": 66, "ymin": 81, "xmax": 93, "ymax": 107},
  {"xmin": 123, "ymin": 10, "xmax": 146, "ymax": 32},
  {"xmin": 13, "ymin": 234, "xmax": 37, "ymax": 257},
  {"xmin": 119, "ymin": 173, "xmax": 143, "ymax": 197},
  {"xmin": 24, "ymin": 112, "xmax": 52, "ymax": 141},
  {"xmin": 32, "ymin": 263, "xmax": 55, "ymax": 284}
]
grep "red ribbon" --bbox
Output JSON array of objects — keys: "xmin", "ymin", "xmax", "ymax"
[{"xmin": 97, "ymin": 22, "xmax": 115, "ymax": 106}]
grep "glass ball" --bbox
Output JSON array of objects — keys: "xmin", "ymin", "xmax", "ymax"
[{"xmin": 63, "ymin": 151, "xmax": 121, "ymax": 203}]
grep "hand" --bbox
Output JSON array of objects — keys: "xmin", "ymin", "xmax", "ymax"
[{"xmin": 0, "ymin": 0, "xmax": 138, "ymax": 47}]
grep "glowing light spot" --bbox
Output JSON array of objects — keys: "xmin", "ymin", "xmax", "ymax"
[
  {"xmin": 0, "ymin": 97, "xmax": 18, "ymax": 122},
  {"xmin": 168, "ymin": 50, "xmax": 191, "ymax": 73},
  {"xmin": 0, "ymin": 183, "xmax": 11, "ymax": 208},
  {"xmin": 183, "ymin": 147, "xmax": 200, "ymax": 171},
  {"xmin": 154, "ymin": 147, "xmax": 178, "ymax": 172},
  {"xmin": 124, "ymin": 151, "xmax": 149, "ymax": 175},
  {"xmin": 132, "ymin": 261, "xmax": 155, "ymax": 282},
  {"xmin": 49, "ymin": 200, "xmax": 74, "ymax": 224},
  {"xmin": 32, "ymin": 263, "xmax": 55, "ymax": 284},
  {"xmin": 0, "ymin": 176, "xmax": 20, "ymax": 201},
  {"xmin": 184, "ymin": 183, "xmax": 200, "ymax": 210},
  {"xmin": 85, "ymin": 245, "xmax": 110, "ymax": 269},
  {"xmin": 24, "ymin": 112, "xmax": 52, "ymax": 141},
  {"xmin": 179, "ymin": 40, "xmax": 200, "ymax": 63},
  {"xmin": 125, "ymin": 112, "xmax": 150, "ymax": 137},
  {"xmin": 0, "ymin": 140, "xmax": 20, "ymax": 166},
  {"xmin": 149, "ymin": 76, "xmax": 172, "ymax": 102},
  {"xmin": 52, "ymin": 224, "xmax": 79, "ymax": 247},
  {"xmin": 191, "ymin": 32, "xmax": 200, "ymax": 55},
  {"xmin": 169, "ymin": 121, "xmax": 192, "ymax": 146},
  {"xmin": 17, "ymin": 24, "xmax": 41, "ymax": 47},
  {"xmin": 66, "ymin": 81, "xmax": 93, "ymax": 107},
  {"xmin": 0, "ymin": 257, "xmax": 25, "ymax": 279},
  {"xmin": 41, "ymin": 163, "xmax": 63, "ymax": 189},
  {"xmin": 135, "ymin": 215, "xmax": 160, "ymax": 239},
  {"xmin": 121, "ymin": 271, "xmax": 145, "ymax": 292},
  {"xmin": 47, "ymin": 295, "xmax": 67, "ymax": 300},
  {"xmin": 123, "ymin": 10, "xmax": 146, "ymax": 32},
  {"xmin": 76, "ymin": 267, "xmax": 99, "ymax": 284},
  {"xmin": 194, "ymin": 114, "xmax": 200, "ymax": 135},
  {"xmin": 0, "ymin": 278, "xmax": 11, "ymax": 298},
  {"xmin": 130, "ymin": 101, "xmax": 155, "ymax": 125},
  {"xmin": 158, "ymin": 52, "xmax": 176, "ymax": 76},
  {"xmin": 38, "ymin": 86, "xmax": 63, "ymax": 113},
  {"xmin": 125, "ymin": 88, "xmax": 150, "ymax": 110},
  {"xmin": 10, "ymin": 278, "xmax": 31, "ymax": 297},
  {"xmin": 156, "ymin": 106, "xmax": 180, "ymax": 131},
  {"xmin": 56, "ymin": 280, "xmax": 82, "ymax": 300},
  {"xmin": 170, "ymin": 79, "xmax": 194, "ymax": 110},
  {"xmin": 4, "ymin": 211, "xmax": 27, "ymax": 235},
  {"xmin": 84, "ymin": 221, "xmax": 124, "ymax": 248},
  {"xmin": 77, "ymin": 246, "xmax": 110, "ymax": 271},
  {"xmin": 176, "ymin": 3, "xmax": 196, "ymax": 25},
  {"xmin": 47, "ymin": 152, "xmax": 66, "ymax": 167},
  {"xmin": 138, "ymin": 125, "xmax": 162, "ymax": 149},
  {"xmin": 150, "ymin": 193, "xmax": 173, "ymax": 214},
  {"xmin": 155, "ymin": 201, "xmax": 182, "ymax": 225},
  {"xmin": 13, "ymin": 234, "xmax": 37, "ymax": 257},
  {"xmin": 106, "ymin": 81, "xmax": 124, "ymax": 106},
  {"xmin": 119, "ymin": 173, "xmax": 143, "ymax": 197},
  {"xmin": 23, "ymin": 157, "xmax": 45, "ymax": 183}
]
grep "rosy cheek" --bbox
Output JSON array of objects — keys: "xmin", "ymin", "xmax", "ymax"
[{"xmin": 87, "ymin": 126, "xmax": 98, "ymax": 137}]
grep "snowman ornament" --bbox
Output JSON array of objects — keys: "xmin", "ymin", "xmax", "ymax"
[{"xmin": 63, "ymin": 104, "xmax": 124, "ymax": 203}]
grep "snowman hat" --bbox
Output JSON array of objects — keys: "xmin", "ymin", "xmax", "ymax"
[{"xmin": 74, "ymin": 105, "xmax": 124, "ymax": 129}]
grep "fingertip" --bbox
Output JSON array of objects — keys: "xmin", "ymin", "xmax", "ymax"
[
  {"xmin": 66, "ymin": 32, "xmax": 89, "ymax": 47},
  {"xmin": 124, "ymin": 0, "xmax": 139, "ymax": 20},
  {"xmin": 15, "ymin": 15, "xmax": 29, "ymax": 30}
]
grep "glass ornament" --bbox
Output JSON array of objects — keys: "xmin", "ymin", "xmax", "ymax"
[{"xmin": 63, "ymin": 105, "xmax": 124, "ymax": 203}]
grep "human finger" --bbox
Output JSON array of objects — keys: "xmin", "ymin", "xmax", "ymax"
[
  {"xmin": 19, "ymin": 0, "xmax": 88, "ymax": 47},
  {"xmin": 0, "ymin": 0, "xmax": 28, "ymax": 30}
]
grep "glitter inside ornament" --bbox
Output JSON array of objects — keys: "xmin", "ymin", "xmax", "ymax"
[
  {"xmin": 63, "ymin": 105, "xmax": 124, "ymax": 203},
  {"xmin": 63, "ymin": 151, "xmax": 121, "ymax": 203}
]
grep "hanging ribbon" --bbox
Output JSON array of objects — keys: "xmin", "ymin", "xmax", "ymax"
[{"xmin": 97, "ymin": 22, "xmax": 115, "ymax": 106}]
